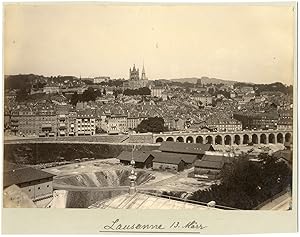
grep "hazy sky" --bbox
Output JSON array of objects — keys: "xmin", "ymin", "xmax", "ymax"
[{"xmin": 4, "ymin": 4, "xmax": 295, "ymax": 84}]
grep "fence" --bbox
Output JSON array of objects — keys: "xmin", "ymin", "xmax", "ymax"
[{"xmin": 253, "ymin": 189, "xmax": 290, "ymax": 210}]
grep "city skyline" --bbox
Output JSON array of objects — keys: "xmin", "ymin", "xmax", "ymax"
[{"xmin": 4, "ymin": 4, "xmax": 295, "ymax": 85}]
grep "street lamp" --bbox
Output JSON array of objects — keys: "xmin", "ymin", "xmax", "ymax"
[{"xmin": 129, "ymin": 145, "xmax": 137, "ymax": 195}]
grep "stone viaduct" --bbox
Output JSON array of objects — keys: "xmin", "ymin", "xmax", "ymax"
[{"xmin": 153, "ymin": 129, "xmax": 293, "ymax": 145}]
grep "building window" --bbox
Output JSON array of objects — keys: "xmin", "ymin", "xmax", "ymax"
[
  {"xmin": 29, "ymin": 189, "xmax": 31, "ymax": 192},
  {"xmin": 38, "ymin": 187, "xmax": 41, "ymax": 190},
  {"xmin": 47, "ymin": 185, "xmax": 49, "ymax": 188}
]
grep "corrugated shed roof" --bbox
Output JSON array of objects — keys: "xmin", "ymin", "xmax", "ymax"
[
  {"xmin": 117, "ymin": 151, "xmax": 151, "ymax": 163},
  {"xmin": 159, "ymin": 141, "xmax": 214, "ymax": 155},
  {"xmin": 151, "ymin": 151, "xmax": 197, "ymax": 165}
]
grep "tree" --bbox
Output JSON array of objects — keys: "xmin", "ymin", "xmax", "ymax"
[
  {"xmin": 123, "ymin": 87, "xmax": 151, "ymax": 96},
  {"xmin": 96, "ymin": 126, "xmax": 106, "ymax": 134},
  {"xmin": 185, "ymin": 87, "xmax": 191, "ymax": 93},
  {"xmin": 16, "ymin": 88, "xmax": 30, "ymax": 102},
  {"xmin": 136, "ymin": 117, "xmax": 167, "ymax": 133},
  {"xmin": 70, "ymin": 92, "xmax": 79, "ymax": 106},
  {"xmin": 188, "ymin": 154, "xmax": 291, "ymax": 209},
  {"xmin": 113, "ymin": 89, "xmax": 122, "ymax": 98},
  {"xmin": 208, "ymin": 88, "xmax": 214, "ymax": 95},
  {"xmin": 81, "ymin": 87, "xmax": 97, "ymax": 102}
]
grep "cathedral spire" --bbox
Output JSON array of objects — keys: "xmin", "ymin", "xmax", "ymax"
[
  {"xmin": 141, "ymin": 62, "xmax": 147, "ymax": 80},
  {"xmin": 142, "ymin": 62, "xmax": 145, "ymax": 74}
]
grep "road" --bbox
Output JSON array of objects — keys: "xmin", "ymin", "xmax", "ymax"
[{"xmin": 259, "ymin": 192, "xmax": 291, "ymax": 210}]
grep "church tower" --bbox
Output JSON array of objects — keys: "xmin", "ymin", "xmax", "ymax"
[
  {"xmin": 129, "ymin": 64, "xmax": 140, "ymax": 81},
  {"xmin": 141, "ymin": 64, "xmax": 147, "ymax": 80}
]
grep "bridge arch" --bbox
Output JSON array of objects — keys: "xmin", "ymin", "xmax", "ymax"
[
  {"xmin": 196, "ymin": 136, "xmax": 204, "ymax": 144},
  {"xmin": 166, "ymin": 137, "xmax": 174, "ymax": 142},
  {"xmin": 277, "ymin": 133, "xmax": 284, "ymax": 143},
  {"xmin": 260, "ymin": 134, "xmax": 267, "ymax": 144},
  {"xmin": 186, "ymin": 136, "xmax": 194, "ymax": 143},
  {"xmin": 269, "ymin": 133, "xmax": 275, "ymax": 144},
  {"xmin": 215, "ymin": 135, "xmax": 222, "ymax": 145},
  {"xmin": 252, "ymin": 134, "xmax": 258, "ymax": 144},
  {"xmin": 156, "ymin": 137, "xmax": 163, "ymax": 143},
  {"xmin": 285, "ymin": 132, "xmax": 292, "ymax": 143},
  {"xmin": 234, "ymin": 135, "xmax": 241, "ymax": 145},
  {"xmin": 176, "ymin": 136, "xmax": 184, "ymax": 142},
  {"xmin": 224, "ymin": 135, "xmax": 232, "ymax": 145},
  {"xmin": 206, "ymin": 135, "xmax": 213, "ymax": 144},
  {"xmin": 243, "ymin": 134, "xmax": 250, "ymax": 144}
]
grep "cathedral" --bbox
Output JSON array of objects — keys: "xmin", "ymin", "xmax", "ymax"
[{"xmin": 123, "ymin": 64, "xmax": 149, "ymax": 89}]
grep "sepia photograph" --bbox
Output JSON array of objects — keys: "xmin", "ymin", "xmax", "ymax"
[{"xmin": 2, "ymin": 1, "xmax": 297, "ymax": 234}]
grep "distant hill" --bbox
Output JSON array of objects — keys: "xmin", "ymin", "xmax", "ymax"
[{"xmin": 167, "ymin": 77, "xmax": 239, "ymax": 85}]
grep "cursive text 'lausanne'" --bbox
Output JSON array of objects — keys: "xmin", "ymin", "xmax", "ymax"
[{"xmin": 104, "ymin": 219, "xmax": 165, "ymax": 231}]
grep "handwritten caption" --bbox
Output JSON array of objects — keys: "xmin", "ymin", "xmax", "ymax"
[{"xmin": 101, "ymin": 218, "xmax": 208, "ymax": 232}]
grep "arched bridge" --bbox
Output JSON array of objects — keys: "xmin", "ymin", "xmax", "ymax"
[{"xmin": 153, "ymin": 129, "xmax": 293, "ymax": 145}]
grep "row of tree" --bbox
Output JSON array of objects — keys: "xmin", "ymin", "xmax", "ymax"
[
  {"xmin": 70, "ymin": 88, "xmax": 103, "ymax": 105},
  {"xmin": 234, "ymin": 82, "xmax": 293, "ymax": 95},
  {"xmin": 123, "ymin": 87, "xmax": 151, "ymax": 96},
  {"xmin": 136, "ymin": 117, "xmax": 168, "ymax": 133}
]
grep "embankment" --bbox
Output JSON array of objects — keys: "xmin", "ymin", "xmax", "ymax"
[
  {"xmin": 4, "ymin": 142, "xmax": 159, "ymax": 165},
  {"xmin": 54, "ymin": 170, "xmax": 154, "ymax": 208}
]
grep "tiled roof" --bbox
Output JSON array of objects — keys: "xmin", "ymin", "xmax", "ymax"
[
  {"xmin": 194, "ymin": 154, "xmax": 233, "ymax": 168},
  {"xmin": 117, "ymin": 151, "xmax": 151, "ymax": 163},
  {"xmin": 159, "ymin": 141, "xmax": 214, "ymax": 155},
  {"xmin": 3, "ymin": 163, "xmax": 55, "ymax": 187},
  {"xmin": 151, "ymin": 151, "xmax": 198, "ymax": 165},
  {"xmin": 151, "ymin": 153, "xmax": 184, "ymax": 165}
]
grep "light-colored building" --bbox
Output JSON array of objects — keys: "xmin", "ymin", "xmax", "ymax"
[
  {"xmin": 127, "ymin": 116, "xmax": 145, "ymax": 130},
  {"xmin": 106, "ymin": 114, "xmax": 128, "ymax": 134},
  {"xmin": 240, "ymin": 86, "xmax": 255, "ymax": 94},
  {"xmin": 164, "ymin": 117, "xmax": 185, "ymax": 131},
  {"xmin": 4, "ymin": 162, "xmax": 55, "ymax": 202},
  {"xmin": 43, "ymin": 86, "xmax": 60, "ymax": 94},
  {"xmin": 192, "ymin": 93, "xmax": 213, "ymax": 106},
  {"xmin": 93, "ymin": 77, "xmax": 110, "ymax": 84},
  {"xmin": 76, "ymin": 110, "xmax": 96, "ymax": 136},
  {"xmin": 277, "ymin": 117, "xmax": 293, "ymax": 130},
  {"xmin": 123, "ymin": 64, "xmax": 149, "ymax": 89},
  {"xmin": 151, "ymin": 87, "xmax": 164, "ymax": 98},
  {"xmin": 206, "ymin": 117, "xmax": 242, "ymax": 132},
  {"xmin": 10, "ymin": 105, "xmax": 57, "ymax": 137}
]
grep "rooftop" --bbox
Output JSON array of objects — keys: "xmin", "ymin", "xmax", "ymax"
[
  {"xmin": 194, "ymin": 154, "xmax": 233, "ymax": 169},
  {"xmin": 91, "ymin": 192, "xmax": 220, "ymax": 210},
  {"xmin": 194, "ymin": 160, "xmax": 225, "ymax": 169},
  {"xmin": 3, "ymin": 162, "xmax": 55, "ymax": 188},
  {"xmin": 117, "ymin": 151, "xmax": 151, "ymax": 163},
  {"xmin": 159, "ymin": 141, "xmax": 214, "ymax": 155},
  {"xmin": 151, "ymin": 151, "xmax": 198, "ymax": 165}
]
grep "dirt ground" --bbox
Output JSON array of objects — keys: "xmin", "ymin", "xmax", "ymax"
[{"xmin": 43, "ymin": 143, "xmax": 285, "ymax": 194}]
